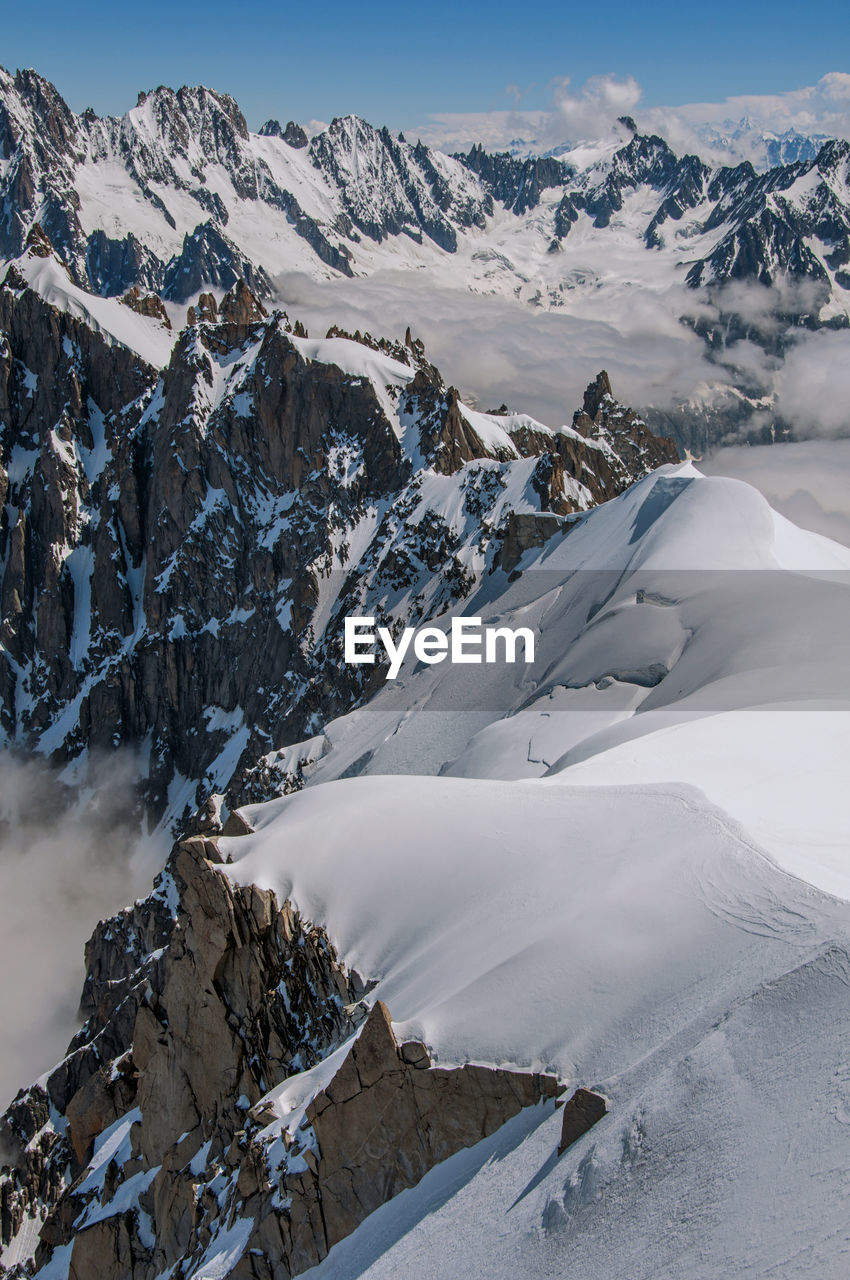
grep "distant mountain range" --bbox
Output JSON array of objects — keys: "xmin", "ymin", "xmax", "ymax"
[{"xmin": 2, "ymin": 65, "xmax": 850, "ymax": 365}]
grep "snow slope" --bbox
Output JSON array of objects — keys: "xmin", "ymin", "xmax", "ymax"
[
  {"xmin": 202, "ymin": 462, "xmax": 850, "ymax": 1276},
  {"xmin": 270, "ymin": 463, "xmax": 850, "ymax": 899},
  {"xmin": 1, "ymin": 253, "xmax": 175, "ymax": 369},
  {"xmin": 222, "ymin": 775, "xmax": 850, "ymax": 1280}
]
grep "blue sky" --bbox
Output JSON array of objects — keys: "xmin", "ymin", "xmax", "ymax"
[{"xmin": 1, "ymin": 0, "xmax": 848, "ymax": 129}]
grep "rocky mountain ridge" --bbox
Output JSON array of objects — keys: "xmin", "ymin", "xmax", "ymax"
[
  {"xmin": 0, "ymin": 240, "xmax": 678, "ymax": 830},
  {"xmin": 0, "ymin": 827, "xmax": 583, "ymax": 1279}
]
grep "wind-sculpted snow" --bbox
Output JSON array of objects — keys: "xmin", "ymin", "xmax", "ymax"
[
  {"xmin": 257, "ymin": 463, "xmax": 850, "ymax": 898},
  {"xmin": 202, "ymin": 773, "xmax": 850, "ymax": 1280}
]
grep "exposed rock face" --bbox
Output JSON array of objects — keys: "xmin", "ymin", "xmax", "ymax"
[
  {"xmin": 0, "ymin": 265, "xmax": 678, "ymax": 829},
  {"xmin": 0, "ymin": 837, "xmax": 564, "ymax": 1279},
  {"xmin": 162, "ymin": 221, "xmax": 273, "ymax": 302},
  {"xmin": 459, "ymin": 143, "xmax": 569, "ymax": 214},
  {"xmin": 0, "ymin": 832, "xmax": 372, "ymax": 1278},
  {"xmin": 497, "ymin": 511, "xmax": 569, "ymax": 573},
  {"xmin": 283, "ymin": 122, "xmax": 308, "ymax": 149},
  {"xmin": 294, "ymin": 1001, "xmax": 563, "ymax": 1260},
  {"xmin": 121, "ymin": 286, "xmax": 171, "ymax": 327},
  {"xmin": 218, "ymin": 278, "xmax": 267, "ymax": 326},
  {"xmin": 557, "ymin": 1087, "xmax": 608, "ymax": 1154},
  {"xmin": 22, "ymin": 223, "xmax": 55, "ymax": 260},
  {"xmin": 86, "ymin": 230, "xmax": 164, "ymax": 297},
  {"xmin": 570, "ymin": 368, "xmax": 675, "ymax": 486},
  {"xmin": 0, "ymin": 1083, "xmax": 69, "ymax": 1268}
]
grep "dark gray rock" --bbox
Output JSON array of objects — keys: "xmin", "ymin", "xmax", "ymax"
[{"xmin": 557, "ymin": 1087, "xmax": 607, "ymax": 1154}]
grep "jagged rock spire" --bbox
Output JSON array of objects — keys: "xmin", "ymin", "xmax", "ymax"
[
  {"xmin": 24, "ymin": 222, "xmax": 54, "ymax": 258},
  {"xmin": 218, "ymin": 277, "xmax": 267, "ymax": 326},
  {"xmin": 582, "ymin": 370, "xmax": 614, "ymax": 419}
]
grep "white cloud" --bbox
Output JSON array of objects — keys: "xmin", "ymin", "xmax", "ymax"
[
  {"xmin": 545, "ymin": 74, "xmax": 642, "ymax": 148},
  {"xmin": 407, "ymin": 109, "xmax": 548, "ymax": 153},
  {"xmin": 275, "ymin": 268, "xmax": 723, "ymax": 427},
  {"xmin": 408, "ymin": 74, "xmax": 640, "ymax": 154},
  {"xmin": 0, "ymin": 754, "xmax": 165, "ymax": 1109},
  {"xmin": 409, "ymin": 71, "xmax": 850, "ymax": 163},
  {"xmin": 702, "ymin": 439, "xmax": 850, "ymax": 547},
  {"xmin": 772, "ymin": 329, "xmax": 850, "ymax": 437},
  {"xmin": 275, "ymin": 270, "xmax": 850, "ymax": 451}
]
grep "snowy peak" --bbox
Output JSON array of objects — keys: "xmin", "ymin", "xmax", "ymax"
[
  {"xmin": 1, "ymin": 65, "xmax": 81, "ymax": 159},
  {"xmin": 88, "ymin": 82, "xmax": 256, "ymax": 201},
  {"xmin": 308, "ymin": 114, "xmax": 487, "ymax": 250},
  {"xmin": 0, "ymin": 65, "xmax": 86, "ymax": 275}
]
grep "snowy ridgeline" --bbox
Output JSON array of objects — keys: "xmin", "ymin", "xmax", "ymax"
[
  {"xmin": 219, "ymin": 776, "xmax": 850, "ymax": 1280},
  {"xmin": 249, "ymin": 462, "xmax": 850, "ymax": 899},
  {"xmin": 1, "ymin": 461, "xmax": 846, "ymax": 1279},
  {"xmin": 201, "ymin": 465, "xmax": 850, "ymax": 1277}
]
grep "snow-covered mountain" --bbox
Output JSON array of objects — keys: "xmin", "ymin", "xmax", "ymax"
[
  {"xmin": 2, "ymin": 59, "xmax": 850, "ymax": 1280},
  {"xmin": 2, "ymin": 66, "xmax": 850, "ymax": 365},
  {"xmin": 696, "ymin": 122, "xmax": 835, "ymax": 168},
  {"xmin": 2, "ymin": 458, "xmax": 848, "ymax": 1280}
]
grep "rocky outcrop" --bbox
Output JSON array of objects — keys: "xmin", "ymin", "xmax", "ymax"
[
  {"xmin": 0, "ymin": 834, "xmax": 565, "ymax": 1279},
  {"xmin": 569, "ymin": 369, "xmax": 679, "ymax": 488},
  {"xmin": 325, "ymin": 323, "xmax": 412, "ymax": 364},
  {"xmin": 402, "ymin": 363, "xmax": 677, "ymax": 491},
  {"xmin": 21, "ymin": 222, "xmax": 54, "ymax": 260},
  {"xmin": 0, "ymin": 832, "xmax": 373, "ymax": 1278},
  {"xmin": 121, "ymin": 286, "xmax": 171, "ymax": 327},
  {"xmin": 258, "ymin": 117, "xmax": 310, "ymax": 151},
  {"xmin": 228, "ymin": 1001, "xmax": 563, "ymax": 1276},
  {"xmin": 161, "ymin": 221, "xmax": 273, "ymax": 302},
  {"xmin": 557, "ymin": 1087, "xmax": 608, "ymax": 1155},
  {"xmin": 497, "ymin": 511, "xmax": 569, "ymax": 573},
  {"xmin": 218, "ymin": 278, "xmax": 267, "ymax": 327},
  {"xmin": 0, "ymin": 1083, "xmax": 70, "ymax": 1267},
  {"xmin": 186, "ymin": 289, "xmax": 218, "ymax": 324},
  {"xmin": 302, "ymin": 1004, "xmax": 562, "ymax": 1242},
  {"xmin": 86, "ymin": 230, "xmax": 165, "ymax": 297},
  {"xmin": 406, "ymin": 372, "xmax": 514, "ymax": 473}
]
